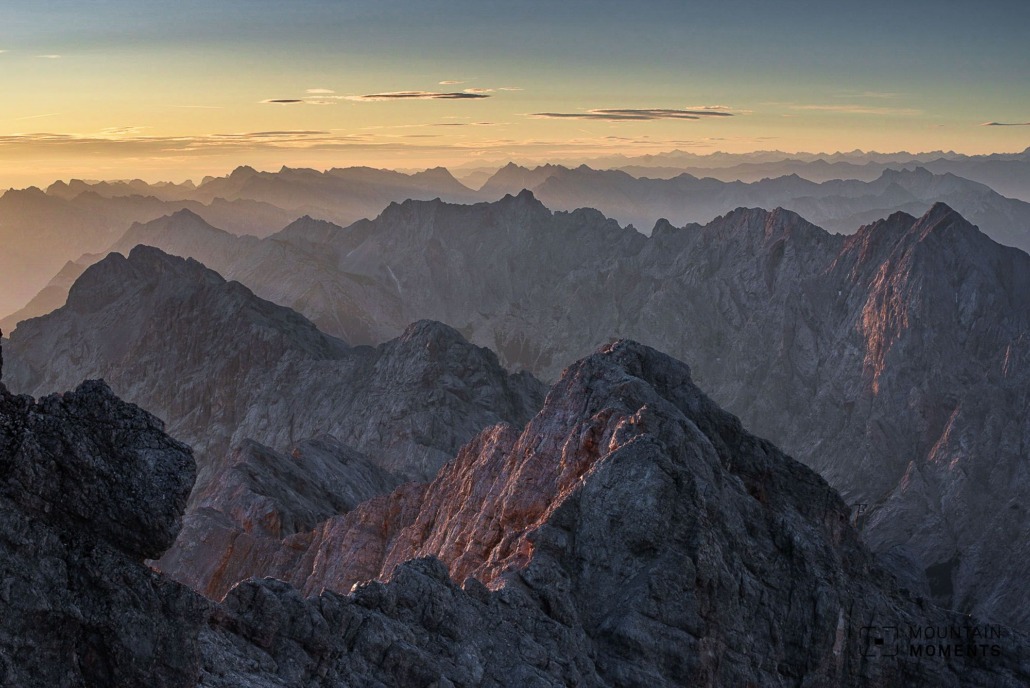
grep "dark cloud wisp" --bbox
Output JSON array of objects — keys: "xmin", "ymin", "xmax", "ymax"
[
  {"xmin": 348, "ymin": 91, "xmax": 491, "ymax": 102},
  {"xmin": 531, "ymin": 108, "xmax": 734, "ymax": 122}
]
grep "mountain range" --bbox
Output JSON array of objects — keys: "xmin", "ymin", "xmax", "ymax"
[
  {"xmin": 577, "ymin": 147, "xmax": 1030, "ymax": 201},
  {"xmin": 6, "ymin": 196, "xmax": 1029, "ymax": 635},
  {"xmin": 479, "ymin": 164, "xmax": 1030, "ymax": 250},
  {"xmin": 0, "ymin": 166, "xmax": 478, "ymax": 318},
  {"xmin": 2, "ymin": 246, "xmax": 546, "ymax": 602},
  {"xmin": 4, "ymin": 159, "xmax": 1029, "ymax": 323},
  {"xmin": 2, "ymin": 335, "xmax": 1027, "ymax": 686}
]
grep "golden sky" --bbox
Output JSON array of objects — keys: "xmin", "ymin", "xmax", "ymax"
[{"xmin": 1, "ymin": 1, "xmax": 1027, "ymax": 187}]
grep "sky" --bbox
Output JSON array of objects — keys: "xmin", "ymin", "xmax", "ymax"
[{"xmin": 0, "ymin": 0, "xmax": 1027, "ymax": 186}]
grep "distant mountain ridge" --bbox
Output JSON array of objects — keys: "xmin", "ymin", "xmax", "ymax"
[
  {"xmin": 579, "ymin": 146, "xmax": 1030, "ymax": 199},
  {"xmin": 4, "ymin": 159, "xmax": 1027, "ymax": 323},
  {"xmin": 478, "ymin": 164, "xmax": 1030, "ymax": 250},
  {"xmin": 39, "ymin": 195, "xmax": 1030, "ymax": 632},
  {"xmin": 0, "ymin": 165, "xmax": 480, "ymax": 318}
]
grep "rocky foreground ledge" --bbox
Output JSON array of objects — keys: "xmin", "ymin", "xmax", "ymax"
[{"xmin": 0, "ymin": 341, "xmax": 1027, "ymax": 687}]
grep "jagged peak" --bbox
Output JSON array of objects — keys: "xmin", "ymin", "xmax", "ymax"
[
  {"xmin": 398, "ymin": 319, "xmax": 466, "ymax": 346},
  {"xmin": 910, "ymin": 201, "xmax": 982, "ymax": 240},
  {"xmin": 712, "ymin": 206, "xmax": 822, "ymax": 235},
  {"xmin": 650, "ymin": 217, "xmax": 678, "ymax": 237},
  {"xmin": 412, "ymin": 166, "xmax": 459, "ymax": 181},
  {"xmin": 278, "ymin": 214, "xmax": 341, "ymax": 233},
  {"xmin": 921, "ymin": 200, "xmax": 963, "ymax": 222},
  {"xmin": 858, "ymin": 203, "xmax": 973, "ymax": 243},
  {"xmin": 845, "ymin": 203, "xmax": 1009, "ymax": 272},
  {"xmin": 1, "ymin": 185, "xmax": 47, "ymax": 200},
  {"xmin": 165, "ymin": 207, "xmax": 208, "ymax": 223},
  {"xmin": 502, "ymin": 188, "xmax": 543, "ymax": 205},
  {"xmin": 56, "ymin": 245, "xmax": 350, "ymax": 357},
  {"xmin": 0, "ymin": 378, "xmax": 195, "ymax": 559},
  {"xmin": 228, "ymin": 165, "xmax": 259, "ymax": 179},
  {"xmin": 124, "ymin": 208, "xmax": 225, "ymax": 237},
  {"xmin": 122, "ymin": 244, "xmax": 220, "ymax": 279},
  {"xmin": 878, "ymin": 166, "xmax": 934, "ymax": 182},
  {"xmin": 65, "ymin": 246, "xmax": 221, "ymax": 303}
]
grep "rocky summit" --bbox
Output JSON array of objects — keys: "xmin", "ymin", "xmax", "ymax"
[
  {"xmin": 4, "ymin": 245, "xmax": 545, "ymax": 483},
  {"xmin": 2, "ymin": 338, "xmax": 1027, "ymax": 687},
  {"xmin": 3, "ymin": 246, "xmax": 547, "ymax": 605},
  {"xmin": 21, "ymin": 199, "xmax": 1029, "ymax": 633}
]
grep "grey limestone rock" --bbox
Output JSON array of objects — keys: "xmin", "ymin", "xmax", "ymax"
[{"xmin": 1, "ymin": 340, "xmax": 1029, "ymax": 687}]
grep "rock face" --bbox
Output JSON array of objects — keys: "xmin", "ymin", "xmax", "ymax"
[
  {"xmin": 134, "ymin": 194, "xmax": 1030, "ymax": 634},
  {"xmin": 158, "ymin": 435, "xmax": 403, "ymax": 598},
  {"xmin": 6, "ymin": 198, "xmax": 1030, "ymax": 634},
  {"xmin": 3, "ymin": 246, "xmax": 545, "ymax": 599},
  {"xmin": 2, "ymin": 341, "xmax": 1028, "ymax": 687},
  {"xmin": 0, "ymin": 378, "xmax": 204, "ymax": 687},
  {"xmin": 5, "ymin": 246, "xmax": 544, "ymax": 483},
  {"xmin": 111, "ymin": 196, "xmax": 1029, "ymax": 632}
]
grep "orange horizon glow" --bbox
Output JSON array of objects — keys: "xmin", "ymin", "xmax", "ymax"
[{"xmin": 1, "ymin": 2, "xmax": 1027, "ymax": 189}]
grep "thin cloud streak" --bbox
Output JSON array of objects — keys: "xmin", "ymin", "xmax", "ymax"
[
  {"xmin": 14, "ymin": 113, "xmax": 61, "ymax": 121},
  {"xmin": 261, "ymin": 99, "xmax": 305, "ymax": 104},
  {"xmin": 0, "ymin": 130, "xmax": 359, "ymax": 152},
  {"xmin": 347, "ymin": 91, "xmax": 491, "ymax": 101},
  {"xmin": 981, "ymin": 121, "xmax": 1030, "ymax": 127},
  {"xmin": 0, "ymin": 130, "xmax": 768, "ymax": 161},
  {"xmin": 790, "ymin": 104, "xmax": 922, "ymax": 116},
  {"xmin": 531, "ymin": 107, "xmax": 736, "ymax": 122}
]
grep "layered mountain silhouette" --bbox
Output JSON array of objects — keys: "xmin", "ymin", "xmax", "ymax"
[
  {"xmin": 2, "ymin": 246, "xmax": 545, "ymax": 600},
  {"xmin": 7, "ymin": 195, "xmax": 1028, "ymax": 633},
  {"xmin": 0, "ymin": 186, "xmax": 303, "ymax": 316},
  {"xmin": 479, "ymin": 164, "xmax": 1030, "ymax": 250},
  {"xmin": 1, "ymin": 336, "xmax": 1027, "ymax": 686},
  {"xmin": 4, "ymin": 159, "xmax": 1028, "ymax": 324},
  {"xmin": 0, "ymin": 166, "xmax": 480, "ymax": 319},
  {"xmin": 5, "ymin": 245, "xmax": 543, "ymax": 482},
  {"xmin": 581, "ymin": 147, "xmax": 1030, "ymax": 201}
]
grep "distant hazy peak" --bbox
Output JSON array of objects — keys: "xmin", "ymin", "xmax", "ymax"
[
  {"xmin": 411, "ymin": 166, "xmax": 462, "ymax": 182},
  {"xmin": 275, "ymin": 214, "xmax": 342, "ymax": 234},
  {"xmin": 705, "ymin": 205, "xmax": 829, "ymax": 240},
  {"xmin": 228, "ymin": 165, "xmax": 259, "ymax": 179},
  {"xmin": 878, "ymin": 166, "xmax": 933, "ymax": 181}
]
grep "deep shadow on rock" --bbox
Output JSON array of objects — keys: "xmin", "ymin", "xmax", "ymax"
[{"xmin": 1, "ymin": 339, "xmax": 1028, "ymax": 687}]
